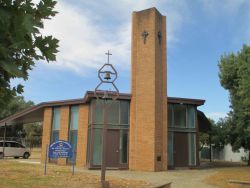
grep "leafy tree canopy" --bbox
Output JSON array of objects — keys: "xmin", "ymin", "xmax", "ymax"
[
  {"xmin": 218, "ymin": 44, "xmax": 250, "ymax": 164},
  {"xmin": 0, "ymin": 0, "xmax": 59, "ymax": 109},
  {"xmin": 0, "ymin": 95, "xmax": 34, "ymax": 119},
  {"xmin": 199, "ymin": 118, "xmax": 228, "ymax": 151},
  {"xmin": 0, "ymin": 95, "xmax": 34, "ymax": 139}
]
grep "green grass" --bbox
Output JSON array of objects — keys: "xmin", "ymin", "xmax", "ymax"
[{"xmin": 0, "ymin": 160, "xmax": 147, "ymax": 188}]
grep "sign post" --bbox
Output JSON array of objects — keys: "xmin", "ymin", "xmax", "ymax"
[
  {"xmin": 2, "ymin": 122, "xmax": 7, "ymax": 159},
  {"xmin": 72, "ymin": 150, "xmax": 75, "ymax": 175},
  {"xmin": 44, "ymin": 144, "xmax": 48, "ymax": 175}
]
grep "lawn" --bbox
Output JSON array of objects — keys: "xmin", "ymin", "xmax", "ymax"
[
  {"xmin": 1, "ymin": 157, "xmax": 250, "ymax": 188},
  {"xmin": 204, "ymin": 162, "xmax": 250, "ymax": 188},
  {"xmin": 0, "ymin": 160, "xmax": 148, "ymax": 188}
]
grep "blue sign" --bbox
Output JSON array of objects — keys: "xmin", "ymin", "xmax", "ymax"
[{"xmin": 49, "ymin": 140, "xmax": 72, "ymax": 158}]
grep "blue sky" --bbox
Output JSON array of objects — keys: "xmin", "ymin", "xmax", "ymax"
[{"xmin": 13, "ymin": 0, "xmax": 250, "ymax": 121}]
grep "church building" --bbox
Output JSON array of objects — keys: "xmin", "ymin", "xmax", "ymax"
[{"xmin": 0, "ymin": 8, "xmax": 211, "ymax": 171}]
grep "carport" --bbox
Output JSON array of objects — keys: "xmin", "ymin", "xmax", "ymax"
[
  {"xmin": 0, "ymin": 98, "xmax": 86, "ymax": 158},
  {"xmin": 0, "ymin": 104, "xmax": 45, "ymax": 158}
]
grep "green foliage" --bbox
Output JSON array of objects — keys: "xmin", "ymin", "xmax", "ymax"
[
  {"xmin": 0, "ymin": 0, "xmax": 59, "ymax": 109},
  {"xmin": 0, "ymin": 96, "xmax": 34, "ymax": 138},
  {"xmin": 218, "ymin": 44, "xmax": 250, "ymax": 164},
  {"xmin": 210, "ymin": 118, "xmax": 229, "ymax": 149},
  {"xmin": 0, "ymin": 95, "xmax": 34, "ymax": 119},
  {"xmin": 199, "ymin": 118, "xmax": 228, "ymax": 151},
  {"xmin": 23, "ymin": 123, "xmax": 42, "ymax": 147}
]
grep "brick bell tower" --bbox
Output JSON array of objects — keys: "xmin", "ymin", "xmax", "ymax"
[{"xmin": 129, "ymin": 8, "xmax": 168, "ymax": 171}]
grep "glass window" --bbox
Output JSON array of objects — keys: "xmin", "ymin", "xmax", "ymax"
[
  {"xmin": 168, "ymin": 104, "xmax": 173, "ymax": 127},
  {"xmin": 68, "ymin": 131, "xmax": 78, "ymax": 162},
  {"xmin": 120, "ymin": 130, "xmax": 128, "ymax": 164},
  {"xmin": 174, "ymin": 104, "xmax": 186, "ymax": 127},
  {"xmin": 168, "ymin": 132, "xmax": 174, "ymax": 166},
  {"xmin": 52, "ymin": 107, "xmax": 60, "ymax": 130},
  {"xmin": 120, "ymin": 101, "xmax": 129, "ymax": 124},
  {"xmin": 187, "ymin": 106, "xmax": 196, "ymax": 128},
  {"xmin": 107, "ymin": 100, "xmax": 119, "ymax": 124},
  {"xmin": 93, "ymin": 129, "xmax": 102, "ymax": 165},
  {"xmin": 51, "ymin": 107, "xmax": 60, "ymax": 145},
  {"xmin": 10, "ymin": 142, "xmax": 17, "ymax": 147},
  {"xmin": 51, "ymin": 131, "xmax": 59, "ymax": 143},
  {"xmin": 16, "ymin": 143, "xmax": 24, "ymax": 148},
  {"xmin": 188, "ymin": 133, "xmax": 196, "ymax": 166},
  {"xmin": 0, "ymin": 142, "xmax": 3, "ymax": 147},
  {"xmin": 94, "ymin": 100, "xmax": 104, "ymax": 124},
  {"xmin": 68, "ymin": 106, "xmax": 79, "ymax": 163},
  {"xmin": 87, "ymin": 128, "xmax": 91, "ymax": 163},
  {"xmin": 6, "ymin": 142, "xmax": 11, "ymax": 147},
  {"xmin": 70, "ymin": 106, "xmax": 79, "ymax": 130}
]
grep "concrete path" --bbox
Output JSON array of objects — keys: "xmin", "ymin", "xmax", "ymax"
[{"xmin": 76, "ymin": 168, "xmax": 217, "ymax": 188}]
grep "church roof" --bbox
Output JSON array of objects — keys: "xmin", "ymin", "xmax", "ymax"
[{"xmin": 0, "ymin": 91, "xmax": 205, "ymax": 126}]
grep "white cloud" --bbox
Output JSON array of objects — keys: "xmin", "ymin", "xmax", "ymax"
[
  {"xmin": 201, "ymin": 0, "xmax": 248, "ymax": 15},
  {"xmin": 206, "ymin": 112, "xmax": 228, "ymax": 122},
  {"xmin": 39, "ymin": 0, "xmax": 188, "ymax": 74}
]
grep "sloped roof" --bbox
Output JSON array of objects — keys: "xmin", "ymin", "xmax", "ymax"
[{"xmin": 0, "ymin": 91, "xmax": 205, "ymax": 126}]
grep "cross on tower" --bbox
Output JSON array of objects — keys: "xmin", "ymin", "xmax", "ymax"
[
  {"xmin": 105, "ymin": 50, "xmax": 112, "ymax": 64},
  {"xmin": 141, "ymin": 30, "xmax": 149, "ymax": 44},
  {"xmin": 158, "ymin": 31, "xmax": 162, "ymax": 44}
]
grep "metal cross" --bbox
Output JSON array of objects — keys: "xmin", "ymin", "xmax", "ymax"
[
  {"xmin": 141, "ymin": 30, "xmax": 149, "ymax": 44},
  {"xmin": 105, "ymin": 50, "xmax": 112, "ymax": 64},
  {"xmin": 158, "ymin": 31, "xmax": 162, "ymax": 44}
]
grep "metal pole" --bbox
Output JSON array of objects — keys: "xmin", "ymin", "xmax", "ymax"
[
  {"xmin": 101, "ymin": 99, "xmax": 109, "ymax": 188},
  {"xmin": 44, "ymin": 144, "xmax": 48, "ymax": 175},
  {"xmin": 3, "ymin": 122, "xmax": 7, "ymax": 158},
  {"xmin": 72, "ymin": 151, "xmax": 75, "ymax": 175},
  {"xmin": 209, "ymin": 134, "xmax": 212, "ymax": 162}
]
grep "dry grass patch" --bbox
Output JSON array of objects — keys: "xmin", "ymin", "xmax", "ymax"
[
  {"xmin": 205, "ymin": 166, "xmax": 250, "ymax": 188},
  {"xmin": 0, "ymin": 160, "xmax": 149, "ymax": 188}
]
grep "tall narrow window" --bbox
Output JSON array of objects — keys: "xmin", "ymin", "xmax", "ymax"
[
  {"xmin": 174, "ymin": 104, "xmax": 186, "ymax": 127},
  {"xmin": 51, "ymin": 107, "xmax": 60, "ymax": 144},
  {"xmin": 107, "ymin": 100, "xmax": 119, "ymax": 124},
  {"xmin": 120, "ymin": 130, "xmax": 128, "ymax": 164},
  {"xmin": 120, "ymin": 101, "xmax": 129, "ymax": 125},
  {"xmin": 168, "ymin": 132, "xmax": 174, "ymax": 166},
  {"xmin": 68, "ymin": 106, "xmax": 79, "ymax": 163},
  {"xmin": 94, "ymin": 100, "xmax": 104, "ymax": 124},
  {"xmin": 93, "ymin": 129, "xmax": 102, "ymax": 165},
  {"xmin": 188, "ymin": 133, "xmax": 196, "ymax": 166},
  {"xmin": 187, "ymin": 106, "xmax": 196, "ymax": 128},
  {"xmin": 168, "ymin": 104, "xmax": 174, "ymax": 127}
]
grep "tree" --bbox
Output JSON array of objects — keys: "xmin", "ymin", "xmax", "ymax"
[
  {"xmin": 0, "ymin": 96, "xmax": 42, "ymax": 147},
  {"xmin": 0, "ymin": 0, "xmax": 59, "ymax": 109},
  {"xmin": 0, "ymin": 96, "xmax": 34, "ymax": 119},
  {"xmin": 23, "ymin": 123, "xmax": 42, "ymax": 147},
  {"xmin": 0, "ymin": 96, "xmax": 34, "ymax": 138},
  {"xmin": 218, "ymin": 44, "xmax": 250, "ymax": 165},
  {"xmin": 199, "ymin": 118, "xmax": 228, "ymax": 151}
]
